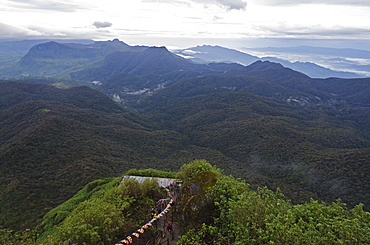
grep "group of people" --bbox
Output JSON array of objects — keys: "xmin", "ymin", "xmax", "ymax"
[
  {"xmin": 150, "ymin": 208, "xmax": 160, "ymax": 218},
  {"xmin": 150, "ymin": 208, "xmax": 173, "ymax": 233}
]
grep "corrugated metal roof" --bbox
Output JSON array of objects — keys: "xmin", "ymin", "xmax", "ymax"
[{"xmin": 122, "ymin": 176, "xmax": 181, "ymax": 187}]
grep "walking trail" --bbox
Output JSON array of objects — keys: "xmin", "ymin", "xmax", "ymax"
[{"xmin": 157, "ymin": 216, "xmax": 182, "ymax": 245}]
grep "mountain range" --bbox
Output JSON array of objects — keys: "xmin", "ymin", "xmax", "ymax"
[
  {"xmin": 174, "ymin": 45, "xmax": 364, "ymax": 78},
  {"xmin": 1, "ymin": 38, "xmax": 368, "ymax": 79},
  {"xmin": 244, "ymin": 45, "xmax": 370, "ymax": 77},
  {"xmin": 0, "ymin": 39, "xmax": 370, "ymax": 232}
]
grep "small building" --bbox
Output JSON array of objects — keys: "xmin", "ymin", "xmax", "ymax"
[{"xmin": 122, "ymin": 175, "xmax": 182, "ymax": 188}]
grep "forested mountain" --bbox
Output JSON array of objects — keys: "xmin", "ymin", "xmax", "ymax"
[
  {"xmin": 137, "ymin": 60, "xmax": 370, "ymax": 110},
  {"xmin": 175, "ymin": 45, "xmax": 259, "ymax": 64},
  {"xmin": 0, "ymin": 39, "xmax": 93, "ymax": 72},
  {"xmin": 0, "ymin": 40, "xmax": 370, "ymax": 240},
  {"xmin": 66, "ymin": 46, "xmax": 246, "ymax": 106},
  {"xmin": 0, "ymin": 39, "xmax": 132, "ymax": 78},
  {"xmin": 67, "ymin": 46, "xmax": 209, "ymax": 84}
]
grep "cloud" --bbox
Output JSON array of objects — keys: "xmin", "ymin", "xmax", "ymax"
[
  {"xmin": 212, "ymin": 0, "xmax": 247, "ymax": 10},
  {"xmin": 192, "ymin": 0, "xmax": 247, "ymax": 10},
  {"xmin": 141, "ymin": 0, "xmax": 191, "ymax": 7},
  {"xmin": 213, "ymin": 15, "xmax": 223, "ymax": 21},
  {"xmin": 0, "ymin": 22, "xmax": 34, "ymax": 38},
  {"xmin": 0, "ymin": 22, "xmax": 74, "ymax": 39},
  {"xmin": 259, "ymin": 24, "xmax": 370, "ymax": 39},
  {"xmin": 93, "ymin": 21, "xmax": 113, "ymax": 29},
  {"xmin": 7, "ymin": 0, "xmax": 84, "ymax": 12},
  {"xmin": 143, "ymin": 0, "xmax": 247, "ymax": 10},
  {"xmin": 0, "ymin": 21, "xmax": 113, "ymax": 41},
  {"xmin": 254, "ymin": 0, "xmax": 370, "ymax": 6}
]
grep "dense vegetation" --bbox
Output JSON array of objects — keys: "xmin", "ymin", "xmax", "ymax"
[
  {"xmin": 0, "ymin": 82, "xmax": 237, "ymax": 231},
  {"xmin": 2, "ymin": 160, "xmax": 370, "ymax": 244},
  {"xmin": 0, "ymin": 175, "xmax": 166, "ymax": 244},
  {"xmin": 1, "ymin": 80, "xmax": 370, "ymax": 233},
  {"xmin": 141, "ymin": 90, "xmax": 370, "ymax": 208},
  {"xmin": 1, "ymin": 40, "xmax": 370, "ymax": 242},
  {"xmin": 177, "ymin": 161, "xmax": 370, "ymax": 244}
]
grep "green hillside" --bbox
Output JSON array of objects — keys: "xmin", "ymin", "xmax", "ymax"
[
  {"xmin": 0, "ymin": 83, "xmax": 168, "ymax": 230},
  {"xmin": 1, "ymin": 80, "xmax": 370, "ymax": 232},
  {"xmin": 1, "ymin": 82, "xmax": 254, "ymax": 231},
  {"xmin": 2, "ymin": 160, "xmax": 370, "ymax": 245},
  {"xmin": 140, "ymin": 90, "xmax": 370, "ymax": 206}
]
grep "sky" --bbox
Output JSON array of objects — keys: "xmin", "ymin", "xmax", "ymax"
[{"xmin": 1, "ymin": 0, "xmax": 370, "ymax": 49}]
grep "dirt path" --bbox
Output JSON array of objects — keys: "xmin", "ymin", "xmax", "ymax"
[
  {"xmin": 156, "ymin": 192, "xmax": 182, "ymax": 244},
  {"xmin": 169, "ymin": 222, "xmax": 181, "ymax": 244},
  {"xmin": 154, "ymin": 187, "xmax": 182, "ymax": 244},
  {"xmin": 157, "ymin": 220, "xmax": 182, "ymax": 245}
]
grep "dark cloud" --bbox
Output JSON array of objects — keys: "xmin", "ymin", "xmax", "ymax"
[
  {"xmin": 256, "ymin": 0, "xmax": 370, "ymax": 6},
  {"xmin": 93, "ymin": 21, "xmax": 113, "ymax": 29},
  {"xmin": 0, "ymin": 22, "xmax": 31, "ymax": 38}
]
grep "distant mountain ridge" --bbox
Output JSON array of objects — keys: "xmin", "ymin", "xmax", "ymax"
[
  {"xmin": 2, "ymin": 39, "xmax": 369, "ymax": 110},
  {"xmin": 174, "ymin": 45, "xmax": 363, "ymax": 78},
  {"xmin": 0, "ymin": 39, "xmax": 93, "ymax": 55},
  {"xmin": 68, "ymin": 46, "xmax": 206, "ymax": 81},
  {"xmin": 128, "ymin": 60, "xmax": 370, "ymax": 111},
  {"xmin": 251, "ymin": 46, "xmax": 370, "ymax": 59},
  {"xmin": 245, "ymin": 45, "xmax": 370, "ymax": 77},
  {"xmin": 1, "ymin": 39, "xmax": 133, "ymax": 77},
  {"xmin": 66, "ymin": 45, "xmax": 257, "ymax": 106},
  {"xmin": 176, "ymin": 45, "xmax": 259, "ymax": 64},
  {"xmin": 1, "ymin": 39, "xmax": 366, "ymax": 81},
  {"xmin": 21, "ymin": 39, "xmax": 130, "ymax": 60},
  {"xmin": 0, "ymin": 39, "xmax": 94, "ymax": 72}
]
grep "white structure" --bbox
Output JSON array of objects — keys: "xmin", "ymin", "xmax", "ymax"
[{"xmin": 122, "ymin": 176, "xmax": 181, "ymax": 188}]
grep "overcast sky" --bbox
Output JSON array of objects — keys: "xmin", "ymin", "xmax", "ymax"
[{"xmin": 1, "ymin": 0, "xmax": 370, "ymax": 49}]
